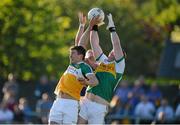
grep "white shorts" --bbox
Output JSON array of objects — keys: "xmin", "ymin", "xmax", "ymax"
[
  {"xmin": 79, "ymin": 97, "xmax": 108, "ymax": 124},
  {"xmin": 48, "ymin": 98, "xmax": 79, "ymax": 124}
]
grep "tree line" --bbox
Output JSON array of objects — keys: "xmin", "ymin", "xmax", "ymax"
[{"xmin": 0, "ymin": 0, "xmax": 179, "ymax": 81}]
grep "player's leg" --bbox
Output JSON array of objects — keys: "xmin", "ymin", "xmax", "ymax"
[
  {"xmin": 78, "ymin": 98, "xmax": 88, "ymax": 124},
  {"xmin": 48, "ymin": 98, "xmax": 63, "ymax": 124},
  {"xmin": 88, "ymin": 101, "xmax": 108, "ymax": 124},
  {"xmin": 63, "ymin": 99, "xmax": 79, "ymax": 124},
  {"xmin": 89, "ymin": 112, "xmax": 107, "ymax": 124}
]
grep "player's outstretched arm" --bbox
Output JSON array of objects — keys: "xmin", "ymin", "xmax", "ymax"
[
  {"xmin": 89, "ymin": 17, "xmax": 103, "ymax": 59},
  {"xmin": 75, "ymin": 12, "xmax": 86, "ymax": 46},
  {"xmin": 107, "ymin": 13, "xmax": 124, "ymax": 61},
  {"xmin": 78, "ymin": 25, "xmax": 91, "ymax": 50},
  {"xmin": 78, "ymin": 15, "xmax": 100, "ymax": 50}
]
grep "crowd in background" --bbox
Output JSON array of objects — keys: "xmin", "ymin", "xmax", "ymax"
[
  {"xmin": 0, "ymin": 73, "xmax": 180, "ymax": 124},
  {"xmin": 0, "ymin": 73, "xmax": 54, "ymax": 124},
  {"xmin": 106, "ymin": 76, "xmax": 180, "ymax": 124}
]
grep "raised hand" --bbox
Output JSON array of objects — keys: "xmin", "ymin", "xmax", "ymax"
[
  {"xmin": 89, "ymin": 16, "xmax": 101, "ymax": 28},
  {"xmin": 78, "ymin": 12, "xmax": 86, "ymax": 27},
  {"xmin": 106, "ymin": 13, "xmax": 115, "ymax": 30}
]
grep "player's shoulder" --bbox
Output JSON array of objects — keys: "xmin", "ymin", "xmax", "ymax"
[
  {"xmin": 78, "ymin": 61, "xmax": 93, "ymax": 73},
  {"xmin": 78, "ymin": 61, "xmax": 91, "ymax": 68}
]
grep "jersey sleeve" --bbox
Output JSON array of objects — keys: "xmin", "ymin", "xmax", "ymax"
[
  {"xmin": 81, "ymin": 63, "xmax": 94, "ymax": 77},
  {"xmin": 96, "ymin": 53, "xmax": 108, "ymax": 63},
  {"xmin": 115, "ymin": 57, "xmax": 125, "ymax": 74}
]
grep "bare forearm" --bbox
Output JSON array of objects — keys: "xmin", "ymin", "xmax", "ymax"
[
  {"xmin": 75, "ymin": 25, "xmax": 85, "ymax": 46},
  {"xmin": 111, "ymin": 32, "xmax": 124, "ymax": 60},
  {"xmin": 85, "ymin": 74, "xmax": 99, "ymax": 87},
  {"xmin": 90, "ymin": 31, "xmax": 103, "ymax": 59},
  {"xmin": 106, "ymin": 13, "xmax": 124, "ymax": 60},
  {"xmin": 84, "ymin": 78, "xmax": 99, "ymax": 87},
  {"xmin": 78, "ymin": 26, "xmax": 91, "ymax": 49}
]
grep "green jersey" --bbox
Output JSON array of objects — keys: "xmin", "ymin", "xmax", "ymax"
[{"xmin": 87, "ymin": 53, "xmax": 125, "ymax": 102}]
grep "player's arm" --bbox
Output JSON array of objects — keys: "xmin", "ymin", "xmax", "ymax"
[
  {"xmin": 83, "ymin": 74, "xmax": 99, "ymax": 87},
  {"xmin": 75, "ymin": 12, "xmax": 86, "ymax": 46},
  {"xmin": 78, "ymin": 64, "xmax": 99, "ymax": 87},
  {"xmin": 107, "ymin": 13, "xmax": 124, "ymax": 61},
  {"xmin": 78, "ymin": 25, "xmax": 91, "ymax": 49},
  {"xmin": 89, "ymin": 17, "xmax": 103, "ymax": 59},
  {"xmin": 78, "ymin": 16, "xmax": 100, "ymax": 49}
]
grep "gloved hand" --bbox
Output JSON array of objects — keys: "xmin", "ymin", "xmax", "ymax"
[{"xmin": 106, "ymin": 13, "xmax": 115, "ymax": 30}]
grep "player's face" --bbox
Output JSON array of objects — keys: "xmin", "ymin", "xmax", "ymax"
[
  {"xmin": 85, "ymin": 50, "xmax": 95, "ymax": 62},
  {"xmin": 69, "ymin": 49, "xmax": 82, "ymax": 63},
  {"xmin": 85, "ymin": 50, "xmax": 96, "ymax": 69},
  {"xmin": 108, "ymin": 51, "xmax": 115, "ymax": 61}
]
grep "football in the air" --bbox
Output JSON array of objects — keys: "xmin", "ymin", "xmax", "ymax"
[{"xmin": 88, "ymin": 8, "xmax": 105, "ymax": 25}]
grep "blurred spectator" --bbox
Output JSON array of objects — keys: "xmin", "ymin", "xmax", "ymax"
[
  {"xmin": 0, "ymin": 101, "xmax": 14, "ymax": 123},
  {"xmin": 107, "ymin": 95, "xmax": 131, "ymax": 124},
  {"xmin": 2, "ymin": 73, "xmax": 19, "ymax": 99},
  {"xmin": 134, "ymin": 94, "xmax": 155, "ymax": 124},
  {"xmin": 175, "ymin": 104, "xmax": 180, "ymax": 123},
  {"xmin": 130, "ymin": 80, "xmax": 145, "ymax": 104},
  {"xmin": 36, "ymin": 93, "xmax": 53, "ymax": 124},
  {"xmin": 147, "ymin": 82, "xmax": 162, "ymax": 107},
  {"xmin": 2, "ymin": 73, "xmax": 19, "ymax": 112},
  {"xmin": 127, "ymin": 80, "xmax": 145, "ymax": 115},
  {"xmin": 174, "ymin": 85, "xmax": 180, "ymax": 108},
  {"xmin": 18, "ymin": 97, "xmax": 33, "ymax": 123},
  {"xmin": 2, "ymin": 90, "xmax": 17, "ymax": 112},
  {"xmin": 155, "ymin": 98, "xmax": 174, "ymax": 123},
  {"xmin": 114, "ymin": 80, "xmax": 131, "ymax": 105},
  {"xmin": 34, "ymin": 75, "xmax": 52, "ymax": 99},
  {"xmin": 137, "ymin": 75, "xmax": 149, "ymax": 92},
  {"xmin": 49, "ymin": 74, "xmax": 58, "ymax": 88},
  {"xmin": 109, "ymin": 96, "xmax": 124, "ymax": 115},
  {"xmin": 13, "ymin": 104, "xmax": 24, "ymax": 123},
  {"xmin": 155, "ymin": 111, "xmax": 166, "ymax": 124}
]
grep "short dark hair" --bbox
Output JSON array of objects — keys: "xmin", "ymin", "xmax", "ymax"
[{"xmin": 70, "ymin": 46, "xmax": 86, "ymax": 60}]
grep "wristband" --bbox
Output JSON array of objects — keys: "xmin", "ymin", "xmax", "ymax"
[{"xmin": 109, "ymin": 27, "xmax": 116, "ymax": 32}]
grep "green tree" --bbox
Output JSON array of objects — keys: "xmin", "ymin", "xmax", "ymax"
[
  {"xmin": 1, "ymin": 0, "xmax": 179, "ymax": 81},
  {"xmin": 0, "ymin": 0, "xmax": 72, "ymax": 80}
]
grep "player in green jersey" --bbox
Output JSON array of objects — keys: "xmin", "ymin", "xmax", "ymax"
[{"xmin": 78, "ymin": 13, "xmax": 125, "ymax": 124}]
